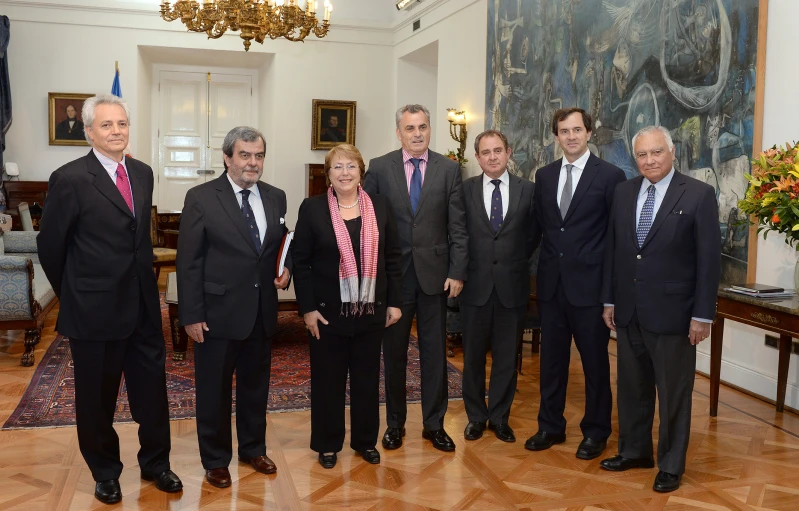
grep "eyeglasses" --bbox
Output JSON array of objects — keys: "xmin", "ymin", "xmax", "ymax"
[
  {"xmin": 332, "ymin": 164, "xmax": 359, "ymax": 172},
  {"xmin": 634, "ymin": 149, "xmax": 667, "ymax": 160}
]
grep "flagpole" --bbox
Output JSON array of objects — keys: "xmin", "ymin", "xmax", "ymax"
[{"xmin": 115, "ymin": 61, "xmax": 119, "ymax": 73}]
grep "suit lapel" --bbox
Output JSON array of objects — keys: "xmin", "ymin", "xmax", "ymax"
[
  {"xmin": 86, "ymin": 150, "xmax": 134, "ymax": 219},
  {"xmin": 640, "ymin": 172, "xmax": 687, "ymax": 250},
  {"xmin": 471, "ymin": 176, "xmax": 493, "ymax": 232},
  {"xmin": 215, "ymin": 174, "xmax": 259, "ymax": 255},
  {"xmin": 562, "ymin": 154, "xmax": 599, "ymax": 223},
  {"xmin": 127, "ymin": 160, "xmax": 147, "ymax": 231},
  {"xmin": 416, "ymin": 152, "xmax": 438, "ymax": 215},
  {"xmin": 500, "ymin": 174, "xmax": 522, "ymax": 233},
  {"xmin": 257, "ymin": 181, "xmax": 276, "ymax": 254},
  {"xmin": 389, "ymin": 151, "xmax": 414, "ymax": 216},
  {"xmin": 627, "ymin": 176, "xmax": 644, "ymax": 248}
]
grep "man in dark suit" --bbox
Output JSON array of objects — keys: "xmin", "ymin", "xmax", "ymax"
[
  {"xmin": 54, "ymin": 104, "xmax": 85, "ymax": 140},
  {"xmin": 460, "ymin": 130, "xmax": 536, "ymax": 443},
  {"xmin": 599, "ymin": 125, "xmax": 720, "ymax": 492},
  {"xmin": 363, "ymin": 104, "xmax": 468, "ymax": 452},
  {"xmin": 177, "ymin": 126, "xmax": 290, "ymax": 488},
  {"xmin": 526, "ymin": 108, "xmax": 626, "ymax": 460},
  {"xmin": 37, "ymin": 94, "xmax": 182, "ymax": 505}
]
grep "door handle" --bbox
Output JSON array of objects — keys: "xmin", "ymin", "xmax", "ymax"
[{"xmin": 196, "ymin": 169, "xmax": 216, "ymax": 175}]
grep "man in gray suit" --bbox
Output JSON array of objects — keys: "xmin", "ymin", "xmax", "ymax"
[
  {"xmin": 460, "ymin": 130, "xmax": 536, "ymax": 443},
  {"xmin": 600, "ymin": 126, "xmax": 720, "ymax": 492},
  {"xmin": 364, "ymin": 104, "xmax": 468, "ymax": 452}
]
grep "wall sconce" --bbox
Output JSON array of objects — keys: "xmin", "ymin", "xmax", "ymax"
[{"xmin": 446, "ymin": 108, "xmax": 468, "ymax": 160}]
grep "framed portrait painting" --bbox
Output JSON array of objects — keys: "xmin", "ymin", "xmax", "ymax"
[
  {"xmin": 48, "ymin": 92, "xmax": 93, "ymax": 146},
  {"xmin": 312, "ymin": 99, "xmax": 356, "ymax": 150}
]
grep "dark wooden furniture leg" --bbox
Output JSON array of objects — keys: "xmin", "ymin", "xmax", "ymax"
[
  {"xmin": 169, "ymin": 302, "xmax": 188, "ymax": 361},
  {"xmin": 777, "ymin": 334, "xmax": 792, "ymax": 413},
  {"xmin": 709, "ymin": 317, "xmax": 724, "ymax": 417}
]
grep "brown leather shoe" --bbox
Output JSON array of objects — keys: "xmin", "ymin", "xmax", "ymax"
[
  {"xmin": 205, "ymin": 467, "xmax": 232, "ymax": 488},
  {"xmin": 240, "ymin": 455, "xmax": 277, "ymax": 475}
]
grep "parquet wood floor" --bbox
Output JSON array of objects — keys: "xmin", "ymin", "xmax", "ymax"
[{"xmin": 0, "ymin": 267, "xmax": 797, "ymax": 510}]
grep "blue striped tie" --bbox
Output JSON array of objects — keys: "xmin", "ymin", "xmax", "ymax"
[
  {"xmin": 409, "ymin": 158, "xmax": 422, "ymax": 214},
  {"xmin": 637, "ymin": 185, "xmax": 656, "ymax": 248}
]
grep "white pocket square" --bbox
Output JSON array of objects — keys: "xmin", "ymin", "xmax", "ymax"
[{"xmin": 279, "ymin": 217, "xmax": 285, "ymax": 225}]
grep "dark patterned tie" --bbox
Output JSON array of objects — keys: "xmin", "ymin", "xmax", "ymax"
[
  {"xmin": 409, "ymin": 158, "xmax": 422, "ymax": 214},
  {"xmin": 559, "ymin": 163, "xmax": 573, "ymax": 219},
  {"xmin": 637, "ymin": 184, "xmax": 656, "ymax": 248},
  {"xmin": 240, "ymin": 189, "xmax": 261, "ymax": 251},
  {"xmin": 490, "ymin": 179, "xmax": 503, "ymax": 232}
]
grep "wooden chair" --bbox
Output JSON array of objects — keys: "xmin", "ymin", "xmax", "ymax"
[{"xmin": 150, "ymin": 206, "xmax": 177, "ymax": 279}]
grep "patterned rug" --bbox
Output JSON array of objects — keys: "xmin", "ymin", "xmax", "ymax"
[{"xmin": 3, "ymin": 297, "xmax": 465, "ymax": 429}]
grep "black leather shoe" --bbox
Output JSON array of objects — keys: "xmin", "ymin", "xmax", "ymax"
[
  {"xmin": 524, "ymin": 430, "xmax": 566, "ymax": 451},
  {"xmin": 357, "ymin": 448, "xmax": 381, "ymax": 464},
  {"xmin": 653, "ymin": 471, "xmax": 681, "ymax": 492},
  {"xmin": 382, "ymin": 427, "xmax": 406, "ymax": 450},
  {"xmin": 464, "ymin": 421, "xmax": 486, "ymax": 440},
  {"xmin": 141, "ymin": 469, "xmax": 183, "ymax": 493},
  {"xmin": 318, "ymin": 452, "xmax": 337, "ymax": 469},
  {"xmin": 94, "ymin": 479, "xmax": 122, "ymax": 504},
  {"xmin": 599, "ymin": 454, "xmax": 655, "ymax": 472},
  {"xmin": 422, "ymin": 428, "xmax": 456, "ymax": 452},
  {"xmin": 488, "ymin": 423, "xmax": 516, "ymax": 443},
  {"xmin": 576, "ymin": 438, "xmax": 607, "ymax": 460}
]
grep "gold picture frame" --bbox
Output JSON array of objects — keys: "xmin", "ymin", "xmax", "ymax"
[
  {"xmin": 311, "ymin": 99, "xmax": 356, "ymax": 150},
  {"xmin": 48, "ymin": 92, "xmax": 93, "ymax": 146}
]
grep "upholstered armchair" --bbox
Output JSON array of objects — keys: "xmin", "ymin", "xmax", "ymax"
[{"xmin": 0, "ymin": 230, "xmax": 58, "ymax": 366}]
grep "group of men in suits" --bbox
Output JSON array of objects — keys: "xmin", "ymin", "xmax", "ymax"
[
  {"xmin": 459, "ymin": 108, "xmax": 720, "ymax": 493},
  {"xmin": 37, "ymin": 95, "xmax": 719, "ymax": 502}
]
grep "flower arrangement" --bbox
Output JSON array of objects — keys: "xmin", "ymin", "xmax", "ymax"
[
  {"xmin": 445, "ymin": 148, "xmax": 468, "ymax": 168},
  {"xmin": 738, "ymin": 141, "xmax": 799, "ymax": 247}
]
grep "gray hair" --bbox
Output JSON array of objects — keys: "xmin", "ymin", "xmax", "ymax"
[
  {"xmin": 631, "ymin": 125, "xmax": 674, "ymax": 152},
  {"xmin": 82, "ymin": 94, "xmax": 130, "ymax": 144},
  {"xmin": 222, "ymin": 126, "xmax": 266, "ymax": 170},
  {"xmin": 395, "ymin": 104, "xmax": 431, "ymax": 129}
]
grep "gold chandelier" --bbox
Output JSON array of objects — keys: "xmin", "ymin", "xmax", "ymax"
[{"xmin": 159, "ymin": 0, "xmax": 333, "ymax": 52}]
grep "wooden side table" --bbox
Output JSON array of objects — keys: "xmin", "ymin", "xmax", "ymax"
[
  {"xmin": 711, "ymin": 289, "xmax": 798, "ymax": 416},
  {"xmin": 165, "ymin": 272, "xmax": 189, "ymax": 361}
]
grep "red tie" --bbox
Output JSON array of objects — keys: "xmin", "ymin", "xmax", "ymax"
[{"xmin": 116, "ymin": 163, "xmax": 134, "ymax": 214}]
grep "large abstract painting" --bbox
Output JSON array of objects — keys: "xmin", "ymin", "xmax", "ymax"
[{"xmin": 486, "ymin": 0, "xmax": 765, "ymax": 284}]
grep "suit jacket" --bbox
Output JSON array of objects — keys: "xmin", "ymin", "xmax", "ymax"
[
  {"xmin": 177, "ymin": 173, "xmax": 289, "ymax": 340},
  {"xmin": 533, "ymin": 153, "xmax": 626, "ymax": 307},
  {"xmin": 363, "ymin": 149, "xmax": 468, "ymax": 295},
  {"xmin": 460, "ymin": 173, "xmax": 536, "ymax": 308},
  {"xmin": 55, "ymin": 118, "xmax": 85, "ymax": 140},
  {"xmin": 600, "ymin": 171, "xmax": 721, "ymax": 335},
  {"xmin": 292, "ymin": 193, "xmax": 402, "ymax": 334},
  {"xmin": 37, "ymin": 150, "xmax": 161, "ymax": 340}
]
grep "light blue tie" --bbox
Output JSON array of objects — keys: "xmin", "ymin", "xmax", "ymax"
[
  {"xmin": 409, "ymin": 158, "xmax": 422, "ymax": 214},
  {"xmin": 637, "ymin": 185, "xmax": 656, "ymax": 248}
]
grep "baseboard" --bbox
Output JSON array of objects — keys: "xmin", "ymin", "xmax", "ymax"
[{"xmin": 696, "ymin": 351, "xmax": 799, "ymax": 410}]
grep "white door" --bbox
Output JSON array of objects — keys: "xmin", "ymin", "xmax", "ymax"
[{"xmin": 157, "ymin": 71, "xmax": 253, "ymax": 211}]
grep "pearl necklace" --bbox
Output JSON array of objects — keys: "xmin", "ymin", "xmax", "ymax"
[{"xmin": 338, "ymin": 198, "xmax": 359, "ymax": 209}]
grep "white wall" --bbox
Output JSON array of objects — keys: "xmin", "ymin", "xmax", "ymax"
[
  {"xmin": 695, "ymin": 0, "xmax": 799, "ymax": 410},
  {"xmin": 392, "ymin": 0, "xmax": 486, "ymax": 177},
  {"xmin": 1, "ymin": 3, "xmax": 393, "ymax": 230},
  {"xmin": 397, "ymin": 41, "xmax": 439, "ymax": 150}
]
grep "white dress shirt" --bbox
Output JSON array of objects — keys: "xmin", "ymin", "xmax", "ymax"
[
  {"xmin": 93, "ymin": 148, "xmax": 134, "ymax": 217},
  {"xmin": 227, "ymin": 174, "xmax": 267, "ymax": 243},
  {"xmin": 482, "ymin": 170, "xmax": 510, "ymax": 219},
  {"xmin": 556, "ymin": 149, "xmax": 591, "ymax": 208}
]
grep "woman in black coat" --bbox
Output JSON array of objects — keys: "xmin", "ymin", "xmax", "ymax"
[{"xmin": 292, "ymin": 144, "xmax": 402, "ymax": 468}]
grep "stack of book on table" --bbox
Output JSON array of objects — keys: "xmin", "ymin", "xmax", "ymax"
[{"xmin": 726, "ymin": 283, "xmax": 796, "ymax": 299}]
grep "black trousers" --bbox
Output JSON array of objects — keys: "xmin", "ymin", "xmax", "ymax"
[
  {"xmin": 382, "ymin": 262, "xmax": 448, "ymax": 431},
  {"xmin": 69, "ymin": 293, "xmax": 171, "ymax": 482},
  {"xmin": 310, "ymin": 326, "xmax": 382, "ymax": 453},
  {"xmin": 616, "ymin": 311, "xmax": 696, "ymax": 475},
  {"xmin": 194, "ymin": 307, "xmax": 272, "ymax": 470},
  {"xmin": 461, "ymin": 289, "xmax": 524, "ymax": 425},
  {"xmin": 537, "ymin": 280, "xmax": 612, "ymax": 440}
]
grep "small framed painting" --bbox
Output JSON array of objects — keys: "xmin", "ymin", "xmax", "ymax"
[
  {"xmin": 48, "ymin": 92, "xmax": 93, "ymax": 146},
  {"xmin": 312, "ymin": 99, "xmax": 356, "ymax": 150}
]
